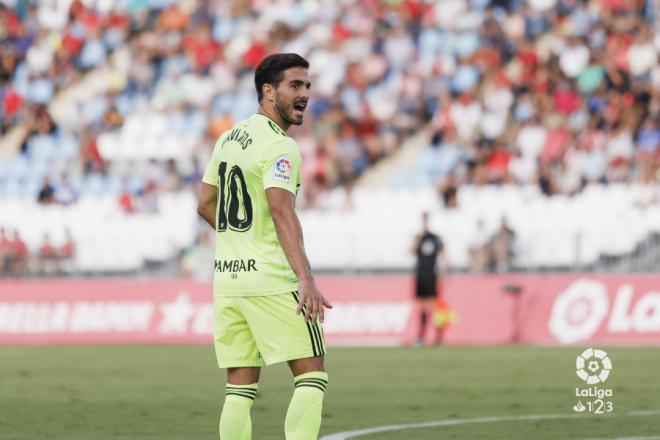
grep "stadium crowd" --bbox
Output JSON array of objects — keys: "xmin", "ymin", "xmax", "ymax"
[
  {"xmin": 0, "ymin": 0, "xmax": 658, "ymax": 276},
  {"xmin": 1, "ymin": 0, "xmax": 657, "ymax": 207},
  {"xmin": 0, "ymin": 226, "xmax": 75, "ymax": 276}
]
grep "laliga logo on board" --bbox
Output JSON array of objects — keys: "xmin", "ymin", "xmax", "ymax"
[{"xmin": 548, "ymin": 278, "xmax": 660, "ymax": 344}]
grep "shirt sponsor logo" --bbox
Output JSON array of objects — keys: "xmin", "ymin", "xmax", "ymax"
[
  {"xmin": 273, "ymin": 157, "xmax": 292, "ymax": 182},
  {"xmin": 214, "ymin": 259, "xmax": 257, "ymax": 273}
]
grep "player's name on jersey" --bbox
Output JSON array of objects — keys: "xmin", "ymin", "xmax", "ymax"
[
  {"xmin": 221, "ymin": 128, "xmax": 253, "ymax": 150},
  {"xmin": 214, "ymin": 259, "xmax": 257, "ymax": 273}
]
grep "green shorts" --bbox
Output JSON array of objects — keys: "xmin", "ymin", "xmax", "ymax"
[{"xmin": 213, "ymin": 291, "xmax": 326, "ymax": 368}]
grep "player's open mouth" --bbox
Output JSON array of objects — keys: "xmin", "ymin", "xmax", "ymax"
[{"xmin": 293, "ymin": 102, "xmax": 307, "ymax": 112}]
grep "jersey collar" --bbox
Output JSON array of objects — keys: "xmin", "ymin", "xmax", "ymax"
[{"xmin": 255, "ymin": 113, "xmax": 288, "ymax": 137}]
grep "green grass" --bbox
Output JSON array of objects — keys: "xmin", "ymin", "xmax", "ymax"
[{"xmin": 1, "ymin": 346, "xmax": 659, "ymax": 439}]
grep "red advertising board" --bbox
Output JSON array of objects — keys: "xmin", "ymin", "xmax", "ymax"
[{"xmin": 1, "ymin": 274, "xmax": 659, "ymax": 346}]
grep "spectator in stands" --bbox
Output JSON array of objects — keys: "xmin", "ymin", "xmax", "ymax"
[
  {"xmin": 118, "ymin": 180, "xmax": 135, "ymax": 214},
  {"xmin": 10, "ymin": 230, "xmax": 28, "ymax": 277},
  {"xmin": 80, "ymin": 130, "xmax": 106, "ymax": 175},
  {"xmin": 469, "ymin": 219, "xmax": 491, "ymax": 273},
  {"xmin": 491, "ymin": 217, "xmax": 516, "ymax": 273},
  {"xmin": 438, "ymin": 173, "xmax": 458, "ymax": 209},
  {"xmin": 0, "ymin": 228, "xmax": 11, "ymax": 276},
  {"xmin": 55, "ymin": 173, "xmax": 78, "ymax": 205},
  {"xmin": 37, "ymin": 176, "xmax": 55, "ymax": 204},
  {"xmin": 180, "ymin": 229, "xmax": 214, "ymax": 279},
  {"xmin": 137, "ymin": 180, "xmax": 159, "ymax": 213},
  {"xmin": 59, "ymin": 229, "xmax": 75, "ymax": 272},
  {"xmin": 37, "ymin": 232, "xmax": 59, "ymax": 275},
  {"xmin": 160, "ymin": 159, "xmax": 183, "ymax": 192}
]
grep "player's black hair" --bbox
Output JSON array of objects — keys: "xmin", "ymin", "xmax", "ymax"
[{"xmin": 254, "ymin": 53, "xmax": 309, "ymax": 102}]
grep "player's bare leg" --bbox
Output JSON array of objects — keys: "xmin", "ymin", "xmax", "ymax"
[
  {"xmin": 285, "ymin": 356, "xmax": 328, "ymax": 440},
  {"xmin": 289, "ymin": 355, "xmax": 325, "ymax": 375},
  {"xmin": 227, "ymin": 367, "xmax": 261, "ymax": 385},
  {"xmin": 415, "ymin": 298, "xmax": 435, "ymax": 346},
  {"xmin": 219, "ymin": 367, "xmax": 261, "ymax": 440}
]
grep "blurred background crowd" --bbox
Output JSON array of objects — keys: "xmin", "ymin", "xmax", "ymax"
[{"xmin": 0, "ymin": 0, "xmax": 658, "ymax": 277}]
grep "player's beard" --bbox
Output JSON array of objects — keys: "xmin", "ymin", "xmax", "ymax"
[{"xmin": 275, "ymin": 96, "xmax": 303, "ymax": 126}]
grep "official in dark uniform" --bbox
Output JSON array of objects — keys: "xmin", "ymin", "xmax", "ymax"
[{"xmin": 411, "ymin": 212, "xmax": 449, "ymax": 346}]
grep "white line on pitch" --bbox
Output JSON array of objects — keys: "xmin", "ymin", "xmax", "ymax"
[
  {"xmin": 320, "ymin": 410, "xmax": 660, "ymax": 440},
  {"xmin": 578, "ymin": 437, "xmax": 660, "ymax": 440}
]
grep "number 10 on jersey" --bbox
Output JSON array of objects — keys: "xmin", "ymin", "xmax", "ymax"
[{"xmin": 217, "ymin": 161, "xmax": 253, "ymax": 232}]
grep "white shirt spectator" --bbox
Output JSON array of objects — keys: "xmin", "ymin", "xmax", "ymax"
[
  {"xmin": 581, "ymin": 148, "xmax": 607, "ymax": 181},
  {"xmin": 559, "ymin": 42, "xmax": 590, "ymax": 78},
  {"xmin": 484, "ymin": 85, "xmax": 514, "ymax": 113},
  {"xmin": 509, "ymin": 155, "xmax": 538, "ymax": 183},
  {"xmin": 309, "ymin": 49, "xmax": 347, "ymax": 96},
  {"xmin": 433, "ymin": 0, "xmax": 467, "ymax": 30},
  {"xmin": 606, "ymin": 129, "xmax": 634, "ymax": 160},
  {"xmin": 450, "ymin": 100, "xmax": 482, "ymax": 141},
  {"xmin": 628, "ymin": 41, "xmax": 657, "ymax": 76},
  {"xmin": 384, "ymin": 29, "xmax": 415, "ymax": 70},
  {"xmin": 37, "ymin": 0, "xmax": 73, "ymax": 30},
  {"xmin": 26, "ymin": 41, "xmax": 54, "ymax": 74},
  {"xmin": 558, "ymin": 148, "xmax": 583, "ymax": 194},
  {"xmin": 481, "ymin": 112, "xmax": 507, "ymax": 139},
  {"xmin": 516, "ymin": 124, "xmax": 547, "ymax": 159},
  {"xmin": 529, "ymin": 0, "xmax": 558, "ymax": 12}
]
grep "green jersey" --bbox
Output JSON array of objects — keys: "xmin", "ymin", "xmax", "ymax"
[{"xmin": 202, "ymin": 113, "xmax": 302, "ymax": 297}]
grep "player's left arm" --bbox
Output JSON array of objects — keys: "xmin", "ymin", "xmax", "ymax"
[
  {"xmin": 267, "ymin": 188, "xmax": 333, "ymax": 323},
  {"xmin": 197, "ymin": 182, "xmax": 217, "ymax": 229},
  {"xmin": 263, "ymin": 139, "xmax": 332, "ymax": 323}
]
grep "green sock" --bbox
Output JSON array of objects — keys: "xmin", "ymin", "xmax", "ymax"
[
  {"xmin": 285, "ymin": 372, "xmax": 328, "ymax": 440},
  {"xmin": 219, "ymin": 383, "xmax": 258, "ymax": 440}
]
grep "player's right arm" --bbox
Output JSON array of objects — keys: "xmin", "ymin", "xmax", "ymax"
[
  {"xmin": 197, "ymin": 182, "xmax": 217, "ymax": 229},
  {"xmin": 197, "ymin": 143, "xmax": 221, "ymax": 229}
]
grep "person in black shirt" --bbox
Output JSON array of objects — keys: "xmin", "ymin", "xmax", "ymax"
[
  {"xmin": 411, "ymin": 212, "xmax": 449, "ymax": 346},
  {"xmin": 37, "ymin": 177, "xmax": 56, "ymax": 204}
]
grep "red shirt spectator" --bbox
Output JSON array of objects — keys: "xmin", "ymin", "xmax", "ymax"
[
  {"xmin": 554, "ymin": 89, "xmax": 581, "ymax": 115},
  {"xmin": 542, "ymin": 128, "xmax": 571, "ymax": 163},
  {"xmin": 80, "ymin": 134, "xmax": 106, "ymax": 174},
  {"xmin": 488, "ymin": 146, "xmax": 511, "ymax": 182},
  {"xmin": 60, "ymin": 232, "xmax": 75, "ymax": 259},
  {"xmin": 243, "ymin": 42, "xmax": 267, "ymax": 69},
  {"xmin": 119, "ymin": 189, "xmax": 134, "ymax": 213},
  {"xmin": 61, "ymin": 31, "xmax": 84, "ymax": 56},
  {"xmin": 183, "ymin": 29, "xmax": 221, "ymax": 70},
  {"xmin": 39, "ymin": 238, "xmax": 57, "ymax": 259},
  {"xmin": 13, "ymin": 234, "xmax": 27, "ymax": 259},
  {"xmin": 3, "ymin": 89, "xmax": 22, "ymax": 117},
  {"xmin": 0, "ymin": 228, "xmax": 11, "ymax": 260}
]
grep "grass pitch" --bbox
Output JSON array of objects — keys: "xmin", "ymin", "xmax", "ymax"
[{"xmin": 1, "ymin": 346, "xmax": 659, "ymax": 439}]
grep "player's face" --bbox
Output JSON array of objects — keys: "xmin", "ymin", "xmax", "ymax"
[{"xmin": 274, "ymin": 67, "xmax": 311, "ymax": 126}]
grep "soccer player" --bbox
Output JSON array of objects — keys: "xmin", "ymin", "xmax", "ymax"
[
  {"xmin": 411, "ymin": 212, "xmax": 449, "ymax": 346},
  {"xmin": 197, "ymin": 53, "xmax": 332, "ymax": 440}
]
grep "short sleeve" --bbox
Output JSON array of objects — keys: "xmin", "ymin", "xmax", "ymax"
[
  {"xmin": 261, "ymin": 138, "xmax": 301, "ymax": 195},
  {"xmin": 202, "ymin": 142, "xmax": 221, "ymax": 186}
]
